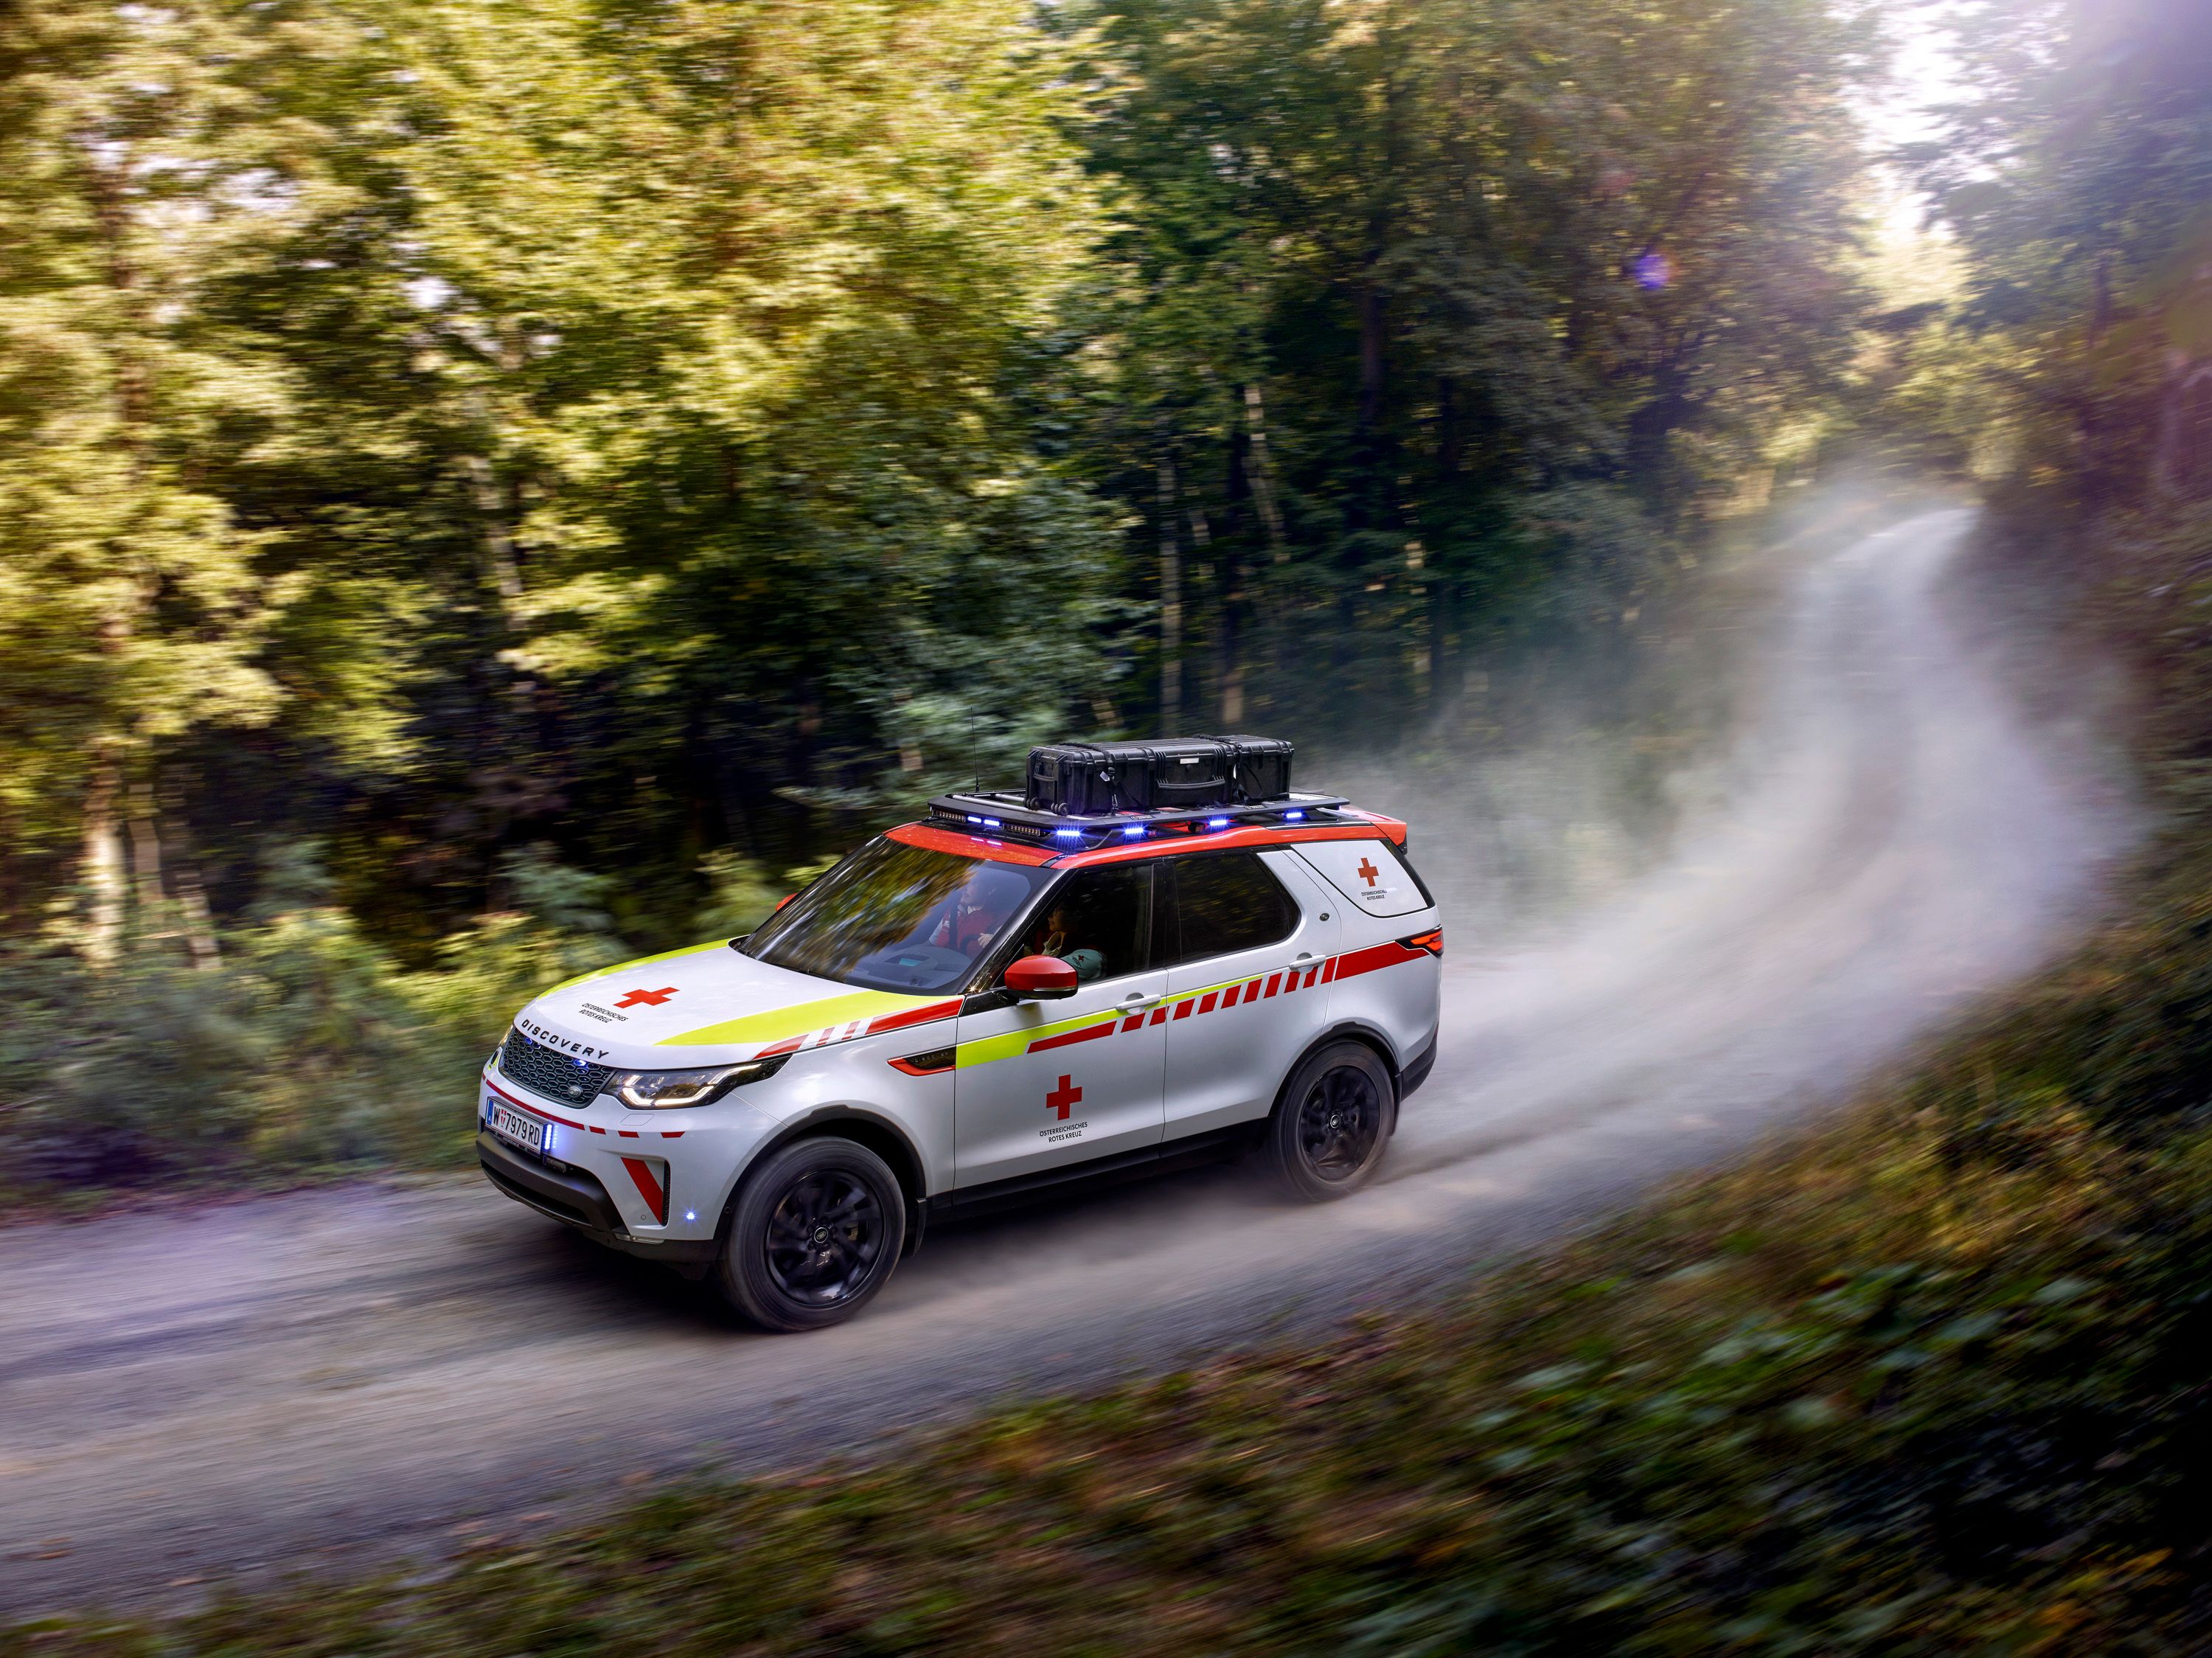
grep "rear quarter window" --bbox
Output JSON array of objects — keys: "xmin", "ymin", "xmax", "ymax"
[
  {"xmin": 1169, "ymin": 852, "xmax": 1299, "ymax": 962},
  {"xmin": 1295, "ymin": 839, "xmax": 1433, "ymax": 918}
]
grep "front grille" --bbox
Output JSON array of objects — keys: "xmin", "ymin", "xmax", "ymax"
[{"xmin": 498, "ymin": 1028, "xmax": 614, "ymax": 1106}]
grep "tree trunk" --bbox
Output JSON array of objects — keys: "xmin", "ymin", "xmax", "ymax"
[
  {"xmin": 127, "ymin": 783, "xmax": 166, "ymax": 914},
  {"xmin": 1158, "ymin": 454, "xmax": 1182, "ymax": 732},
  {"xmin": 1241, "ymin": 384, "xmax": 1286, "ymax": 552},
  {"xmin": 1241, "ymin": 384, "xmax": 1285, "ymax": 716},
  {"xmin": 1358, "ymin": 280, "xmax": 1385, "ymax": 437},
  {"xmin": 80, "ymin": 752, "xmax": 127, "ymax": 970}
]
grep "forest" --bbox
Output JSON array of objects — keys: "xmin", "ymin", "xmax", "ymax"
[
  {"xmin": 11, "ymin": 1, "xmax": 2212, "ymax": 1645},
  {"xmin": 0, "ymin": 0, "xmax": 1883, "ymax": 1187}
]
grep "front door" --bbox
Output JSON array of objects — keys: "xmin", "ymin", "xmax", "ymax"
[{"xmin": 953, "ymin": 862, "xmax": 1166, "ymax": 1187}]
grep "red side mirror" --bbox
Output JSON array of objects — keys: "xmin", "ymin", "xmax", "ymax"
[{"xmin": 1004, "ymin": 954, "xmax": 1079, "ymax": 1000}]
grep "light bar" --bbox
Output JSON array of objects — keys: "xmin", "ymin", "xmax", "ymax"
[
  {"xmin": 1054, "ymin": 828, "xmax": 1082, "ymax": 841},
  {"xmin": 1283, "ymin": 809, "xmax": 1305, "ymax": 821},
  {"xmin": 1206, "ymin": 816, "xmax": 1231, "ymax": 829},
  {"xmin": 1122, "ymin": 825, "xmax": 1145, "ymax": 839}
]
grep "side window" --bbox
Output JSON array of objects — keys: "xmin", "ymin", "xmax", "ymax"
[
  {"xmin": 1170, "ymin": 853, "xmax": 1298, "ymax": 965},
  {"xmin": 1012, "ymin": 864, "xmax": 1154, "ymax": 984}
]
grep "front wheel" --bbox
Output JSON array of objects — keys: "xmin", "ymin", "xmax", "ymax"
[
  {"xmin": 1265, "ymin": 1041, "xmax": 1394, "ymax": 1201},
  {"xmin": 717, "ymin": 1137, "xmax": 907, "ymax": 1331}
]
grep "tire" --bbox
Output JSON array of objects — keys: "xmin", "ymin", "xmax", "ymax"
[
  {"xmin": 717, "ymin": 1137, "xmax": 908, "ymax": 1331},
  {"xmin": 1265, "ymin": 1040, "xmax": 1394, "ymax": 1201}
]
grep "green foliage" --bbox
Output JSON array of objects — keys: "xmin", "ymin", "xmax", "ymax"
[
  {"xmin": 0, "ymin": 842, "xmax": 648, "ymax": 1194},
  {"xmin": 0, "ymin": 0, "xmax": 1880, "ymax": 957}
]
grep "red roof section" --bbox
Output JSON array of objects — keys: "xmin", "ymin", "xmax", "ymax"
[
  {"xmin": 886, "ymin": 811, "xmax": 1407, "ymax": 868},
  {"xmin": 885, "ymin": 822, "xmax": 1059, "ymax": 865}
]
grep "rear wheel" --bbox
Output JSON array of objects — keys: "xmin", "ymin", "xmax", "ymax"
[
  {"xmin": 717, "ymin": 1137, "xmax": 907, "ymax": 1331},
  {"xmin": 1266, "ymin": 1041, "xmax": 1393, "ymax": 1201}
]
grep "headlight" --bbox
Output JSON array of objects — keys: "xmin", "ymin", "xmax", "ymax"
[{"xmin": 606, "ymin": 1053, "xmax": 789, "ymax": 1110}]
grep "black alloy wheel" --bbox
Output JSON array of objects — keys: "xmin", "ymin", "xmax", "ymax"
[
  {"xmin": 765, "ymin": 1169, "xmax": 885, "ymax": 1306},
  {"xmin": 718, "ymin": 1136, "xmax": 908, "ymax": 1331},
  {"xmin": 1297, "ymin": 1064, "xmax": 1384, "ymax": 1179},
  {"xmin": 1266, "ymin": 1039, "xmax": 1395, "ymax": 1201}
]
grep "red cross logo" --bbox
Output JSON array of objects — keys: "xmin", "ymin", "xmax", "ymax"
[
  {"xmin": 1356, "ymin": 856, "xmax": 1381, "ymax": 887},
  {"xmin": 615, "ymin": 986, "xmax": 679, "ymax": 1008},
  {"xmin": 1045, "ymin": 1073, "xmax": 1082, "ymax": 1120}
]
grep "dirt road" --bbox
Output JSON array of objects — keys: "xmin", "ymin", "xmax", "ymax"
[{"xmin": 0, "ymin": 505, "xmax": 2127, "ymax": 1613}]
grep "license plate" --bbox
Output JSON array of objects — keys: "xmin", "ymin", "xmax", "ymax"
[{"xmin": 488, "ymin": 1099, "xmax": 546, "ymax": 1155}]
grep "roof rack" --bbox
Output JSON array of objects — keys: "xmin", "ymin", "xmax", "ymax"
[{"xmin": 927, "ymin": 789, "xmax": 1354, "ymax": 852}]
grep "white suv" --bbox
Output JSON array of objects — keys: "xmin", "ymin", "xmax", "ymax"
[{"xmin": 477, "ymin": 799, "xmax": 1441, "ymax": 1329}]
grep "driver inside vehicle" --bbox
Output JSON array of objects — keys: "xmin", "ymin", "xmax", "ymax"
[
  {"xmin": 1026, "ymin": 901, "xmax": 1106, "ymax": 983},
  {"xmin": 927, "ymin": 869, "xmax": 1027, "ymax": 958}
]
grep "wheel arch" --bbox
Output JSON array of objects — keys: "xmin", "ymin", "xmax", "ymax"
[
  {"xmin": 730, "ymin": 1106, "xmax": 932, "ymax": 1256},
  {"xmin": 1270, "ymin": 1019, "xmax": 1405, "ymax": 1128}
]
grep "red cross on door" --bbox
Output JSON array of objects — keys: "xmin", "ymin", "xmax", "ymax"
[
  {"xmin": 1045, "ymin": 1073, "xmax": 1083, "ymax": 1120},
  {"xmin": 1356, "ymin": 856, "xmax": 1381, "ymax": 887},
  {"xmin": 616, "ymin": 986, "xmax": 679, "ymax": 1008}
]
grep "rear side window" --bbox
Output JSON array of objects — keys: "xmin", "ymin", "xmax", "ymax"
[
  {"xmin": 1169, "ymin": 853, "xmax": 1298, "ymax": 964},
  {"xmin": 1010, "ymin": 864, "xmax": 1155, "ymax": 984}
]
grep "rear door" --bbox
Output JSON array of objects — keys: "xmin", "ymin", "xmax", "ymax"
[
  {"xmin": 1159, "ymin": 850, "xmax": 1342, "ymax": 1140},
  {"xmin": 951, "ymin": 863, "xmax": 1166, "ymax": 1188}
]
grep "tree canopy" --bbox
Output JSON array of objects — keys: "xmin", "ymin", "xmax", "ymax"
[{"xmin": 0, "ymin": 0, "xmax": 1879, "ymax": 958}]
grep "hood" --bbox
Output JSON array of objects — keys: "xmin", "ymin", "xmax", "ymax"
[{"xmin": 513, "ymin": 939, "xmax": 961, "ymax": 1071}]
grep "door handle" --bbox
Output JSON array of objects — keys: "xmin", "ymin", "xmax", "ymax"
[
  {"xmin": 1294, "ymin": 951, "xmax": 1315, "ymax": 962},
  {"xmin": 1119, "ymin": 991, "xmax": 1153, "ymax": 1006}
]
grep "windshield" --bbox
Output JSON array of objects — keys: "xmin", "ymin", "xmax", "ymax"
[{"xmin": 740, "ymin": 837, "xmax": 1052, "ymax": 994}]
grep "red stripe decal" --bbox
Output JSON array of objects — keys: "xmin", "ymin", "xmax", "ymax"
[
  {"xmin": 1028, "ymin": 1019, "xmax": 1118, "ymax": 1054},
  {"xmin": 1219, "ymin": 983, "xmax": 1239, "ymax": 1008},
  {"xmin": 1150, "ymin": 1005, "xmax": 1169, "ymax": 1025},
  {"xmin": 1304, "ymin": 965, "xmax": 1321, "ymax": 989},
  {"xmin": 1120, "ymin": 1015, "xmax": 1144, "ymax": 1033},
  {"xmin": 661, "ymin": 1131, "xmax": 684, "ymax": 1139},
  {"xmin": 481, "ymin": 1075, "xmax": 596, "ymax": 1133},
  {"xmin": 618, "ymin": 1129, "xmax": 639, "ymax": 1139},
  {"xmin": 757, "ymin": 1034, "xmax": 807, "ymax": 1057},
  {"xmin": 1323, "ymin": 956, "xmax": 1339, "ymax": 984},
  {"xmin": 1265, "ymin": 972, "xmax": 1281, "ymax": 998},
  {"xmin": 1333, "ymin": 940, "xmax": 1426, "ymax": 980},
  {"xmin": 589, "ymin": 1125, "xmax": 606, "ymax": 1134},
  {"xmin": 621, "ymin": 1156, "xmax": 667, "ymax": 1223},
  {"xmin": 1197, "ymin": 991, "xmax": 1220, "ymax": 1015},
  {"xmin": 866, "ymin": 999, "xmax": 964, "ymax": 1037},
  {"xmin": 1172, "ymin": 999, "xmax": 1194, "ymax": 1019}
]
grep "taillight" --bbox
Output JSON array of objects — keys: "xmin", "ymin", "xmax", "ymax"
[{"xmin": 1400, "ymin": 928, "xmax": 1443, "ymax": 957}]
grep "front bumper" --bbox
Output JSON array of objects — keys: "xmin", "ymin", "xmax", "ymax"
[{"xmin": 477, "ymin": 1131, "xmax": 721, "ymax": 1263}]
